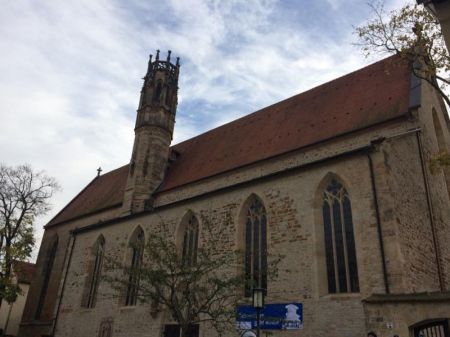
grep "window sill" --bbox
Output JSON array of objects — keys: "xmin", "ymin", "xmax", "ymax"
[
  {"xmin": 19, "ymin": 320, "xmax": 53, "ymax": 327},
  {"xmin": 119, "ymin": 305, "xmax": 137, "ymax": 311},
  {"xmin": 319, "ymin": 292, "xmax": 361, "ymax": 300}
]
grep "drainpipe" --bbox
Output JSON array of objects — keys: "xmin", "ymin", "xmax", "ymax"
[{"xmin": 367, "ymin": 148, "xmax": 390, "ymax": 294}]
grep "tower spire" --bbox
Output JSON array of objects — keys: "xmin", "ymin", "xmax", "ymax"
[
  {"xmin": 123, "ymin": 50, "xmax": 180, "ymax": 215},
  {"xmin": 145, "ymin": 54, "xmax": 153, "ymax": 78}
]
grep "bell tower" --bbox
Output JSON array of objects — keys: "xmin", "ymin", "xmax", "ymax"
[{"xmin": 122, "ymin": 50, "xmax": 180, "ymax": 214}]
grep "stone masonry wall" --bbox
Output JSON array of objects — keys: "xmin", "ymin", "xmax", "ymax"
[
  {"xmin": 364, "ymin": 299, "xmax": 450, "ymax": 337},
  {"xmin": 380, "ymin": 135, "xmax": 440, "ymax": 292},
  {"xmin": 416, "ymin": 81, "xmax": 450, "ymax": 291},
  {"xmin": 18, "ymin": 207, "xmax": 122, "ymax": 337},
  {"xmin": 25, "ymin": 81, "xmax": 450, "ymax": 337},
  {"xmin": 54, "ymin": 154, "xmax": 388, "ymax": 337}
]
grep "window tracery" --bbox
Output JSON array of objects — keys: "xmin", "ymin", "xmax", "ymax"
[
  {"xmin": 244, "ymin": 197, "xmax": 267, "ymax": 297},
  {"xmin": 84, "ymin": 236, "xmax": 105, "ymax": 308},
  {"xmin": 322, "ymin": 179, "xmax": 359, "ymax": 293},
  {"xmin": 125, "ymin": 227, "xmax": 144, "ymax": 306},
  {"xmin": 182, "ymin": 214, "xmax": 199, "ymax": 267}
]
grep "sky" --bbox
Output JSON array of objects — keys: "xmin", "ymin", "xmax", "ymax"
[{"xmin": 0, "ymin": 0, "xmax": 410, "ymax": 259}]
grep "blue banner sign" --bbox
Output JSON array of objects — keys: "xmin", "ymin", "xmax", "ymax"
[{"xmin": 236, "ymin": 303, "xmax": 303, "ymax": 330}]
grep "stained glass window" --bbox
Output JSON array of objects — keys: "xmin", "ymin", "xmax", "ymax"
[
  {"xmin": 182, "ymin": 215, "xmax": 199, "ymax": 267},
  {"xmin": 244, "ymin": 197, "xmax": 267, "ymax": 297},
  {"xmin": 322, "ymin": 179, "xmax": 359, "ymax": 293},
  {"xmin": 85, "ymin": 236, "xmax": 105, "ymax": 308},
  {"xmin": 125, "ymin": 227, "xmax": 144, "ymax": 306}
]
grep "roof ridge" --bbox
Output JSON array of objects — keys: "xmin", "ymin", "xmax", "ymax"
[
  {"xmin": 171, "ymin": 54, "xmax": 402, "ymax": 149},
  {"xmin": 46, "ymin": 165, "xmax": 130, "ymax": 227},
  {"xmin": 45, "ymin": 176, "xmax": 99, "ymax": 227},
  {"xmin": 13, "ymin": 260, "xmax": 35, "ymax": 267},
  {"xmin": 98, "ymin": 164, "xmax": 129, "ymax": 176}
]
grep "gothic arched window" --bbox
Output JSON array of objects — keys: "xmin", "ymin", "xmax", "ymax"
[
  {"xmin": 244, "ymin": 197, "xmax": 267, "ymax": 297},
  {"xmin": 182, "ymin": 215, "xmax": 199, "ymax": 267},
  {"xmin": 322, "ymin": 179, "xmax": 359, "ymax": 293},
  {"xmin": 83, "ymin": 235, "xmax": 105, "ymax": 308},
  {"xmin": 35, "ymin": 235, "xmax": 58, "ymax": 319},
  {"xmin": 152, "ymin": 81, "xmax": 163, "ymax": 103},
  {"xmin": 165, "ymin": 84, "xmax": 172, "ymax": 106},
  {"xmin": 125, "ymin": 227, "xmax": 144, "ymax": 306}
]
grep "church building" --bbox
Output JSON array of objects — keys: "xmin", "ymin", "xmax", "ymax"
[{"xmin": 19, "ymin": 51, "xmax": 450, "ymax": 337}]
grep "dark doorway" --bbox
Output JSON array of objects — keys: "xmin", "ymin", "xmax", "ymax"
[
  {"xmin": 413, "ymin": 319, "xmax": 449, "ymax": 337},
  {"xmin": 164, "ymin": 324, "xmax": 199, "ymax": 337}
]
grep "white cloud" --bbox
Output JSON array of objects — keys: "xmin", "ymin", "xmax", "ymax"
[{"xmin": 326, "ymin": 0, "xmax": 343, "ymax": 11}]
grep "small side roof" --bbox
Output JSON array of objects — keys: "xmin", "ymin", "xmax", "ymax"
[
  {"xmin": 13, "ymin": 261, "xmax": 36, "ymax": 284},
  {"xmin": 46, "ymin": 165, "xmax": 128, "ymax": 226}
]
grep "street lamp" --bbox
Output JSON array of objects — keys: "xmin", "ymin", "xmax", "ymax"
[{"xmin": 252, "ymin": 288, "xmax": 265, "ymax": 337}]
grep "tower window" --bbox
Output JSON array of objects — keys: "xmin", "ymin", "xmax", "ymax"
[
  {"xmin": 244, "ymin": 197, "xmax": 267, "ymax": 297},
  {"xmin": 152, "ymin": 81, "xmax": 163, "ymax": 103},
  {"xmin": 182, "ymin": 215, "xmax": 199, "ymax": 267},
  {"xmin": 322, "ymin": 179, "xmax": 359, "ymax": 293},
  {"xmin": 125, "ymin": 227, "xmax": 144, "ymax": 306},
  {"xmin": 165, "ymin": 85, "xmax": 172, "ymax": 106}
]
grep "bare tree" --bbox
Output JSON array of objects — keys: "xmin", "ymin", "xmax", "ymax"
[
  {"xmin": 0, "ymin": 164, "xmax": 60, "ymax": 305},
  {"xmin": 355, "ymin": 1, "xmax": 450, "ymax": 105},
  {"xmin": 355, "ymin": 1, "xmax": 450, "ymax": 168},
  {"xmin": 104, "ymin": 214, "xmax": 281, "ymax": 337}
]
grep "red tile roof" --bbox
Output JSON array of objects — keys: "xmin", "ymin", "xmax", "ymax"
[
  {"xmin": 161, "ymin": 55, "xmax": 411, "ymax": 191},
  {"xmin": 47, "ymin": 55, "xmax": 412, "ymax": 227},
  {"xmin": 13, "ymin": 261, "xmax": 36, "ymax": 284},
  {"xmin": 47, "ymin": 165, "xmax": 128, "ymax": 226}
]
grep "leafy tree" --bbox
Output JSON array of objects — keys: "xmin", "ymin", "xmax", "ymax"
[
  {"xmin": 430, "ymin": 150, "xmax": 450, "ymax": 173},
  {"xmin": 355, "ymin": 1, "xmax": 450, "ymax": 169},
  {"xmin": 0, "ymin": 164, "xmax": 59, "ymax": 305},
  {"xmin": 104, "ymin": 214, "xmax": 281, "ymax": 337}
]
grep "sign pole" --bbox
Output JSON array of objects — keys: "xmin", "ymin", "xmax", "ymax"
[
  {"xmin": 252, "ymin": 288, "xmax": 264, "ymax": 337},
  {"xmin": 256, "ymin": 307, "xmax": 261, "ymax": 337}
]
